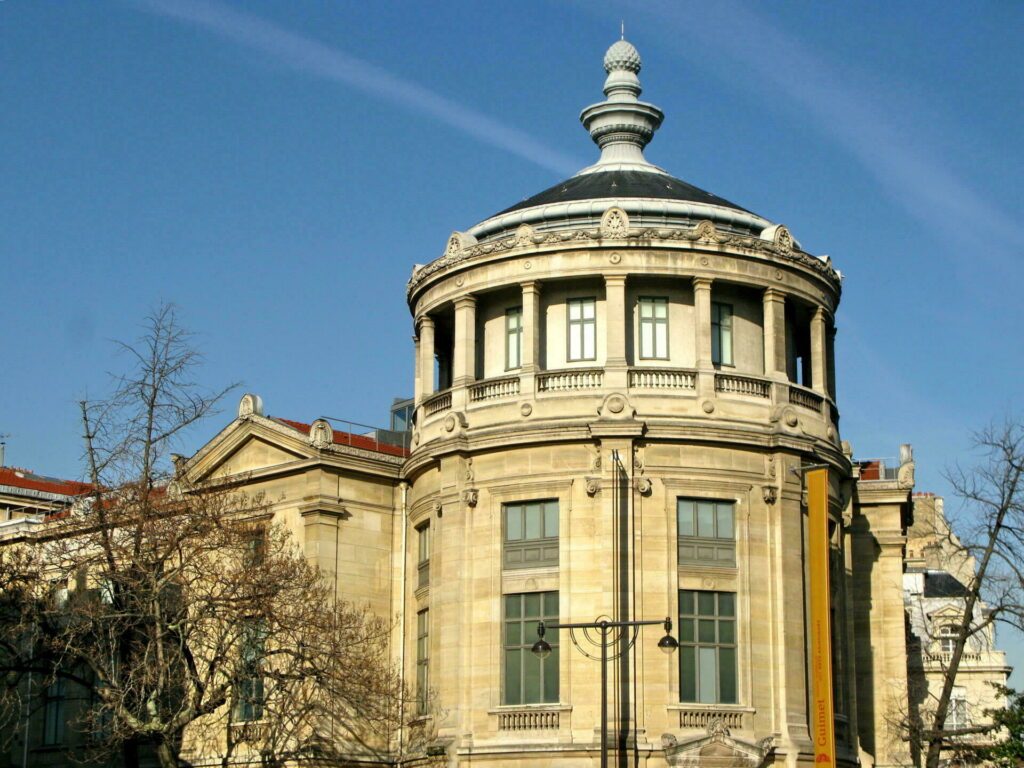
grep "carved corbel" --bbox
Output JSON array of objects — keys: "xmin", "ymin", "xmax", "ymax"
[
  {"xmin": 634, "ymin": 477, "xmax": 653, "ymax": 495},
  {"xmin": 461, "ymin": 488, "xmax": 479, "ymax": 508},
  {"xmin": 585, "ymin": 477, "xmax": 602, "ymax": 497},
  {"xmin": 762, "ymin": 485, "xmax": 778, "ymax": 505}
]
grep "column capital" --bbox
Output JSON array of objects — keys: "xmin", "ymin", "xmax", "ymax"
[
  {"xmin": 521, "ymin": 280, "xmax": 542, "ymax": 295},
  {"xmin": 813, "ymin": 305, "xmax": 828, "ymax": 322},
  {"xmin": 453, "ymin": 294, "xmax": 477, "ymax": 310},
  {"xmin": 692, "ymin": 276, "xmax": 714, "ymax": 290},
  {"xmin": 603, "ymin": 273, "xmax": 628, "ymax": 287},
  {"xmin": 417, "ymin": 313, "xmax": 435, "ymax": 330},
  {"xmin": 763, "ymin": 287, "xmax": 786, "ymax": 303}
]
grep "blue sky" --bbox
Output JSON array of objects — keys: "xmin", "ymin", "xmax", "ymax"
[{"xmin": 2, "ymin": 2, "xmax": 1022, "ymax": 668}]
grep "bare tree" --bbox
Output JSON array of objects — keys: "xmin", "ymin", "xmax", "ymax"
[
  {"xmin": 0, "ymin": 305, "xmax": 411, "ymax": 768},
  {"xmin": 908, "ymin": 421, "xmax": 1024, "ymax": 768}
]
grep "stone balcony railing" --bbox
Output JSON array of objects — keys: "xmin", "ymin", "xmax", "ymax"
[
  {"xmin": 537, "ymin": 368, "xmax": 604, "ymax": 392},
  {"xmin": 715, "ymin": 371, "xmax": 771, "ymax": 399},
  {"xmin": 629, "ymin": 367, "xmax": 697, "ymax": 390},
  {"xmin": 668, "ymin": 704, "xmax": 754, "ymax": 731},
  {"xmin": 469, "ymin": 375, "xmax": 520, "ymax": 402},
  {"xmin": 490, "ymin": 704, "xmax": 570, "ymax": 733}
]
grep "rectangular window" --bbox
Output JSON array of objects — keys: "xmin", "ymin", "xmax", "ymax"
[
  {"xmin": 416, "ymin": 609, "xmax": 430, "ymax": 715},
  {"xmin": 638, "ymin": 297, "xmax": 669, "ymax": 359},
  {"xmin": 948, "ymin": 687, "xmax": 968, "ymax": 730},
  {"xmin": 42, "ymin": 678, "xmax": 66, "ymax": 745},
  {"xmin": 677, "ymin": 498, "xmax": 736, "ymax": 566},
  {"xmin": 503, "ymin": 592, "xmax": 559, "ymax": 705},
  {"xmin": 506, "ymin": 307, "xmax": 523, "ymax": 370},
  {"xmin": 417, "ymin": 523, "xmax": 430, "ymax": 589},
  {"xmin": 567, "ymin": 298, "xmax": 597, "ymax": 362},
  {"xmin": 503, "ymin": 500, "xmax": 559, "ymax": 570},
  {"xmin": 711, "ymin": 302, "xmax": 733, "ymax": 367},
  {"xmin": 678, "ymin": 590, "xmax": 737, "ymax": 704},
  {"xmin": 233, "ymin": 622, "xmax": 266, "ymax": 723}
]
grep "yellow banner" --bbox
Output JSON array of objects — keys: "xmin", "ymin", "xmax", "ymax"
[{"xmin": 807, "ymin": 467, "xmax": 835, "ymax": 768}]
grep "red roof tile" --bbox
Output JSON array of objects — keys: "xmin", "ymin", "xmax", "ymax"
[
  {"xmin": 274, "ymin": 419, "xmax": 410, "ymax": 458},
  {"xmin": 0, "ymin": 467, "xmax": 91, "ymax": 498}
]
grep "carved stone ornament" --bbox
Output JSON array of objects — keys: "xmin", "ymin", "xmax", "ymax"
[
  {"xmin": 774, "ymin": 225, "xmax": 794, "ymax": 253},
  {"xmin": 464, "ymin": 457, "xmax": 475, "ymax": 483},
  {"xmin": 237, "ymin": 393, "xmax": 264, "ymax": 418},
  {"xmin": 765, "ymin": 455, "xmax": 777, "ymax": 479},
  {"xmin": 762, "ymin": 485, "xmax": 778, "ymax": 505},
  {"xmin": 461, "ymin": 488, "xmax": 479, "ymax": 508},
  {"xmin": 585, "ymin": 477, "xmax": 602, "ymax": 496},
  {"xmin": 664, "ymin": 715, "xmax": 775, "ymax": 768},
  {"xmin": 634, "ymin": 477, "xmax": 653, "ymax": 495},
  {"xmin": 514, "ymin": 223, "xmax": 535, "ymax": 246},
  {"xmin": 702, "ymin": 400, "xmax": 715, "ymax": 414},
  {"xmin": 443, "ymin": 414, "xmax": 457, "ymax": 433},
  {"xmin": 600, "ymin": 206, "xmax": 629, "ymax": 238},
  {"xmin": 707, "ymin": 718, "xmax": 731, "ymax": 739},
  {"xmin": 444, "ymin": 232, "xmax": 463, "ymax": 258},
  {"xmin": 599, "ymin": 393, "xmax": 634, "ymax": 419},
  {"xmin": 309, "ymin": 418, "xmax": 333, "ymax": 449},
  {"xmin": 591, "ymin": 445, "xmax": 602, "ymax": 471},
  {"xmin": 519, "ymin": 402, "xmax": 533, "ymax": 417},
  {"xmin": 432, "ymin": 501, "xmax": 442, "ymax": 518},
  {"xmin": 694, "ymin": 219, "xmax": 723, "ymax": 244},
  {"xmin": 609, "ymin": 251, "xmax": 622, "ymax": 264}
]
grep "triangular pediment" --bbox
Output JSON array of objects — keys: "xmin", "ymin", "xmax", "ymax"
[
  {"xmin": 662, "ymin": 720, "xmax": 775, "ymax": 768},
  {"xmin": 186, "ymin": 417, "xmax": 314, "ymax": 483}
]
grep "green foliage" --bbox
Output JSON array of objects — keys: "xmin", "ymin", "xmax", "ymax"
[{"xmin": 968, "ymin": 685, "xmax": 1024, "ymax": 767}]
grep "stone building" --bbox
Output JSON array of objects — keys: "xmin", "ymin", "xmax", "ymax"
[{"xmin": 1, "ymin": 38, "xmax": 1011, "ymax": 768}]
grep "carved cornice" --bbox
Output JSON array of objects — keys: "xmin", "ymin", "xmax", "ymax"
[{"xmin": 407, "ymin": 219, "xmax": 840, "ymax": 299}]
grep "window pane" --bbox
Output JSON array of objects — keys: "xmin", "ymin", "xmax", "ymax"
[
  {"xmin": 505, "ymin": 650, "xmax": 522, "ymax": 704},
  {"xmin": 718, "ymin": 593, "xmax": 735, "ymax": 617},
  {"xmin": 544, "ymin": 503, "xmax": 558, "ymax": 538},
  {"xmin": 678, "ymin": 501, "xmax": 694, "ymax": 536},
  {"xmin": 719, "ymin": 647, "xmax": 737, "ymax": 703},
  {"xmin": 721, "ymin": 328, "xmax": 733, "ymax": 365},
  {"xmin": 697, "ymin": 591, "xmax": 715, "ymax": 616},
  {"xmin": 697, "ymin": 502, "xmax": 715, "ymax": 537},
  {"xmin": 569, "ymin": 301, "xmax": 581, "ymax": 321},
  {"xmin": 582, "ymin": 300, "xmax": 595, "ymax": 320},
  {"xmin": 698, "ymin": 619, "xmax": 716, "ymax": 643},
  {"xmin": 680, "ymin": 646, "xmax": 696, "ymax": 702},
  {"xmin": 719, "ymin": 619, "xmax": 735, "ymax": 644},
  {"xmin": 569, "ymin": 328, "xmax": 582, "ymax": 360},
  {"xmin": 698, "ymin": 647, "xmax": 717, "ymax": 703},
  {"xmin": 543, "ymin": 648, "xmax": 559, "ymax": 702},
  {"xmin": 524, "ymin": 655, "xmax": 541, "ymax": 702},
  {"xmin": 716, "ymin": 505, "xmax": 734, "ymax": 539},
  {"xmin": 583, "ymin": 323, "xmax": 595, "ymax": 359},
  {"xmin": 679, "ymin": 590, "xmax": 694, "ymax": 615},
  {"xmin": 655, "ymin": 300, "xmax": 668, "ymax": 319},
  {"xmin": 506, "ymin": 507, "xmax": 522, "ymax": 541},
  {"xmin": 506, "ymin": 622, "xmax": 521, "ymax": 645},
  {"xmin": 680, "ymin": 618, "xmax": 694, "ymax": 642},
  {"xmin": 524, "ymin": 592, "xmax": 541, "ymax": 618},
  {"xmin": 655, "ymin": 324, "xmax": 667, "ymax": 358},
  {"xmin": 711, "ymin": 330, "xmax": 721, "ymax": 365},
  {"xmin": 641, "ymin": 323, "xmax": 654, "ymax": 357},
  {"xmin": 505, "ymin": 594, "xmax": 521, "ymax": 619},
  {"xmin": 525, "ymin": 505, "xmax": 542, "ymax": 539}
]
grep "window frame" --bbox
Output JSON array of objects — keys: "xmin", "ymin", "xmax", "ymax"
[
  {"xmin": 711, "ymin": 301, "xmax": 734, "ymax": 367},
  {"xmin": 42, "ymin": 677, "xmax": 66, "ymax": 745},
  {"xmin": 416, "ymin": 608, "xmax": 430, "ymax": 715},
  {"xmin": 678, "ymin": 590, "xmax": 738, "ymax": 705},
  {"xmin": 503, "ymin": 500, "xmax": 559, "ymax": 570},
  {"xmin": 638, "ymin": 296, "xmax": 670, "ymax": 360},
  {"xmin": 233, "ymin": 620, "xmax": 266, "ymax": 723},
  {"xmin": 505, "ymin": 306, "xmax": 523, "ymax": 371},
  {"xmin": 567, "ymin": 297, "xmax": 597, "ymax": 362},
  {"xmin": 503, "ymin": 591, "xmax": 559, "ymax": 705},
  {"xmin": 677, "ymin": 498, "xmax": 736, "ymax": 567},
  {"xmin": 416, "ymin": 522, "xmax": 430, "ymax": 589}
]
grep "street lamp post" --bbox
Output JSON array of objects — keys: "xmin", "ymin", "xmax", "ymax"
[{"xmin": 531, "ymin": 616, "xmax": 678, "ymax": 768}]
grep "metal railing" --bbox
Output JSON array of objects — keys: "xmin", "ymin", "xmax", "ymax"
[{"xmin": 320, "ymin": 417, "xmax": 411, "ymax": 453}]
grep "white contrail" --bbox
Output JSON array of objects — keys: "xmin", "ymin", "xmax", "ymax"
[
  {"xmin": 614, "ymin": 0, "xmax": 1022, "ymax": 254},
  {"xmin": 132, "ymin": 0, "xmax": 581, "ymax": 177}
]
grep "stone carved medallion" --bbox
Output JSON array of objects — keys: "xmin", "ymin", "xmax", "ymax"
[
  {"xmin": 600, "ymin": 207, "xmax": 629, "ymax": 238},
  {"xmin": 237, "ymin": 393, "xmax": 264, "ymax": 418},
  {"xmin": 309, "ymin": 418, "xmax": 333, "ymax": 449}
]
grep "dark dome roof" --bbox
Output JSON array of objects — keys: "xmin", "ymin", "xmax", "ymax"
[{"xmin": 495, "ymin": 170, "xmax": 750, "ymax": 217}]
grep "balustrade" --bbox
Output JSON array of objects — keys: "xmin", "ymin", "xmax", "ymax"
[
  {"xmin": 715, "ymin": 372, "xmax": 771, "ymax": 399},
  {"xmin": 789, "ymin": 385, "xmax": 824, "ymax": 413},
  {"xmin": 495, "ymin": 707, "xmax": 561, "ymax": 731},
  {"xmin": 629, "ymin": 367, "xmax": 697, "ymax": 390},
  {"xmin": 537, "ymin": 368, "xmax": 604, "ymax": 392},
  {"xmin": 469, "ymin": 375, "xmax": 520, "ymax": 403},
  {"xmin": 423, "ymin": 390, "xmax": 452, "ymax": 416}
]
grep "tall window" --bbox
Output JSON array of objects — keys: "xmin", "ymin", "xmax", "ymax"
[
  {"xmin": 42, "ymin": 678, "xmax": 66, "ymax": 745},
  {"xmin": 711, "ymin": 302, "xmax": 733, "ymax": 367},
  {"xmin": 677, "ymin": 498, "xmax": 736, "ymax": 566},
  {"xmin": 504, "ymin": 500, "xmax": 558, "ymax": 570},
  {"xmin": 938, "ymin": 624, "xmax": 959, "ymax": 654},
  {"xmin": 638, "ymin": 297, "xmax": 669, "ymax": 359},
  {"xmin": 503, "ymin": 592, "xmax": 559, "ymax": 705},
  {"xmin": 417, "ymin": 523, "xmax": 430, "ymax": 588},
  {"xmin": 233, "ymin": 622, "xmax": 266, "ymax": 722},
  {"xmin": 506, "ymin": 307, "xmax": 523, "ymax": 370},
  {"xmin": 948, "ymin": 687, "xmax": 968, "ymax": 730},
  {"xmin": 679, "ymin": 590, "xmax": 737, "ymax": 704},
  {"xmin": 416, "ymin": 609, "xmax": 430, "ymax": 714},
  {"xmin": 567, "ymin": 298, "xmax": 596, "ymax": 362}
]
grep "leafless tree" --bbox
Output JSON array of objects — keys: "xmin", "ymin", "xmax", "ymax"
[
  {"xmin": 906, "ymin": 420, "xmax": 1024, "ymax": 768},
  {"xmin": 0, "ymin": 305, "xmax": 412, "ymax": 768}
]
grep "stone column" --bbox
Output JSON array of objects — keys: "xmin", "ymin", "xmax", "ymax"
[
  {"xmin": 520, "ymin": 281, "xmax": 542, "ymax": 398},
  {"xmin": 762, "ymin": 289, "xmax": 787, "ymax": 379},
  {"xmin": 810, "ymin": 306, "xmax": 828, "ymax": 395},
  {"xmin": 419, "ymin": 315, "xmax": 435, "ymax": 399},
  {"xmin": 452, "ymin": 295, "xmax": 477, "ymax": 388},
  {"xmin": 693, "ymin": 277, "xmax": 714, "ymax": 397},
  {"xmin": 604, "ymin": 274, "xmax": 628, "ymax": 389}
]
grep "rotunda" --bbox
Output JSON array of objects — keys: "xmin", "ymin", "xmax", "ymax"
[{"xmin": 403, "ymin": 39, "xmax": 850, "ymax": 768}]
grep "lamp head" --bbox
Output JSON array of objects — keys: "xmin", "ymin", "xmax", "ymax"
[
  {"xmin": 658, "ymin": 617, "xmax": 678, "ymax": 655},
  {"xmin": 531, "ymin": 621, "xmax": 553, "ymax": 659}
]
